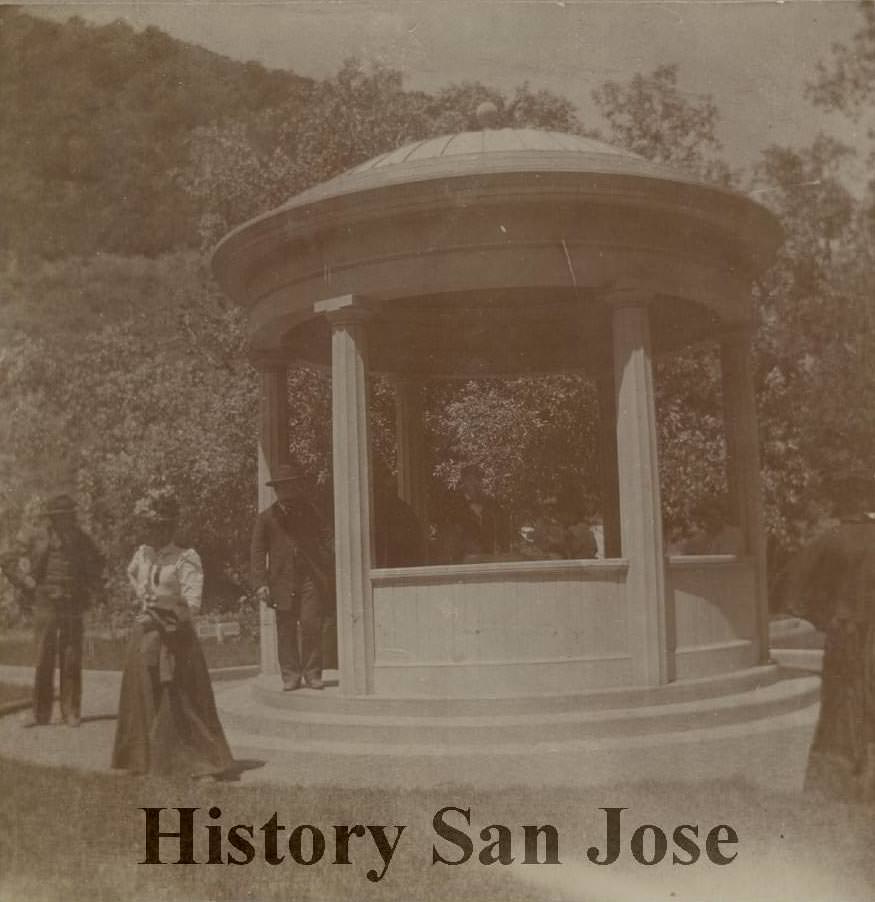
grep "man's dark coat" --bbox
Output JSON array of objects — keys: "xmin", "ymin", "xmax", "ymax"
[{"xmin": 250, "ymin": 501, "xmax": 332, "ymax": 610}]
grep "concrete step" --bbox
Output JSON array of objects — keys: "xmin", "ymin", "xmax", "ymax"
[
  {"xmin": 221, "ymin": 699, "xmax": 819, "ymax": 766},
  {"xmin": 770, "ymin": 648, "xmax": 823, "ymax": 672},
  {"xmin": 221, "ymin": 698, "xmax": 817, "ymax": 790},
  {"xmin": 250, "ymin": 664, "xmax": 783, "ymax": 716},
  {"xmin": 216, "ymin": 672, "xmax": 819, "ymax": 747}
]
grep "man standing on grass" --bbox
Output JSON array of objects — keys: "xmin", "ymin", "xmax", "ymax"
[
  {"xmin": 0, "ymin": 493, "xmax": 104, "ymax": 727},
  {"xmin": 250, "ymin": 463, "xmax": 333, "ymax": 691}
]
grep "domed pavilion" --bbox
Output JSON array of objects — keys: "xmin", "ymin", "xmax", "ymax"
[{"xmin": 212, "ymin": 121, "xmax": 783, "ymax": 704}]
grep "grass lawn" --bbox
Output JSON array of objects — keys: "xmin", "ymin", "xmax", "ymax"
[
  {"xmin": 0, "ymin": 754, "xmax": 872, "ymax": 902},
  {"xmin": 0, "ymin": 682, "xmax": 29, "ymax": 706},
  {"xmin": 0, "ymin": 635, "xmax": 258, "ymax": 671}
]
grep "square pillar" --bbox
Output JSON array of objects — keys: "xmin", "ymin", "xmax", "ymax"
[
  {"xmin": 721, "ymin": 329, "xmax": 769, "ymax": 664},
  {"xmin": 316, "ymin": 295, "xmax": 375, "ymax": 695},
  {"xmin": 612, "ymin": 299, "xmax": 671, "ymax": 687},
  {"xmin": 253, "ymin": 358, "xmax": 289, "ymax": 679}
]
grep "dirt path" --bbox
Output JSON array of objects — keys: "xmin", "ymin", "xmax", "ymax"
[{"xmin": 0, "ymin": 664, "xmax": 818, "ymax": 793}]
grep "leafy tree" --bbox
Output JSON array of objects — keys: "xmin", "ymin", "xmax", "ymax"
[
  {"xmin": 428, "ymin": 375, "xmax": 601, "ymax": 520},
  {"xmin": 592, "ymin": 64, "xmax": 732, "ymax": 184},
  {"xmin": 0, "ymin": 252, "xmax": 259, "ymax": 608},
  {"xmin": 178, "ymin": 58, "xmax": 590, "ymax": 247},
  {"xmin": 175, "ymin": 119, "xmax": 304, "ymax": 249},
  {"xmin": 653, "ymin": 345, "xmax": 729, "ymax": 541},
  {"xmin": 805, "ymin": 0, "xmax": 875, "ymax": 268},
  {"xmin": 750, "ymin": 136, "xmax": 875, "ymax": 553},
  {"xmin": 420, "ymin": 79, "xmax": 583, "ymax": 134},
  {"xmin": 807, "ymin": 1, "xmax": 875, "ymax": 126}
]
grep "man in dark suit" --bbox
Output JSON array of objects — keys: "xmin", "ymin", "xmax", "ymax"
[
  {"xmin": 0, "ymin": 492, "xmax": 104, "ymax": 726},
  {"xmin": 250, "ymin": 464, "xmax": 332, "ymax": 691}
]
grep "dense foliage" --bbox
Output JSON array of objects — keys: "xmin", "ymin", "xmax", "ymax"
[
  {"xmin": 1, "ymin": 5, "xmax": 873, "ymax": 616},
  {"xmin": 0, "ymin": 7, "xmax": 311, "ymax": 258}
]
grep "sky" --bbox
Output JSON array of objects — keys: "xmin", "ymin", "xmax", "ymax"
[{"xmin": 25, "ymin": 1, "xmax": 868, "ymax": 175}]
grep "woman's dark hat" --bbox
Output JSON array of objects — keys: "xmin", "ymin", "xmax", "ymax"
[
  {"xmin": 133, "ymin": 488, "xmax": 179, "ymax": 523},
  {"xmin": 266, "ymin": 463, "xmax": 308, "ymax": 487},
  {"xmin": 44, "ymin": 493, "xmax": 77, "ymax": 516}
]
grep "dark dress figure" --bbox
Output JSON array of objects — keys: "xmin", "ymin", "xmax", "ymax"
[
  {"xmin": 112, "ymin": 496, "xmax": 233, "ymax": 778},
  {"xmin": 0, "ymin": 493, "xmax": 103, "ymax": 727},
  {"xmin": 785, "ymin": 510, "xmax": 875, "ymax": 802},
  {"xmin": 374, "ymin": 488, "xmax": 425, "ymax": 568}
]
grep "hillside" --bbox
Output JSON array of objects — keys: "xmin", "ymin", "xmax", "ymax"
[{"xmin": 0, "ymin": 7, "xmax": 313, "ymax": 259}]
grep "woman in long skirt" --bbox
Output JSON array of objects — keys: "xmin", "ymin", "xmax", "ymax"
[
  {"xmin": 111, "ymin": 489, "xmax": 233, "ymax": 778},
  {"xmin": 784, "ymin": 470, "xmax": 875, "ymax": 803}
]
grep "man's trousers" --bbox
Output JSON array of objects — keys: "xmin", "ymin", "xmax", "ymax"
[
  {"xmin": 274, "ymin": 575, "xmax": 323, "ymax": 684},
  {"xmin": 32, "ymin": 603, "xmax": 83, "ymax": 723}
]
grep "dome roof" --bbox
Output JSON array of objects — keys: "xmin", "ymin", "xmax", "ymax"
[
  {"xmin": 212, "ymin": 125, "xmax": 783, "ymax": 365},
  {"xmin": 282, "ymin": 128, "xmax": 694, "ymax": 211},
  {"xmin": 354, "ymin": 129, "xmax": 647, "ymax": 169}
]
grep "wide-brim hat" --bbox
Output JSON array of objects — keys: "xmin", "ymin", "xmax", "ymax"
[
  {"xmin": 266, "ymin": 463, "xmax": 308, "ymax": 487},
  {"xmin": 44, "ymin": 493, "xmax": 77, "ymax": 515}
]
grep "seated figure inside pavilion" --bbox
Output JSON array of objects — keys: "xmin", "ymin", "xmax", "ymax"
[
  {"xmin": 431, "ymin": 470, "xmax": 604, "ymax": 565},
  {"xmin": 372, "ymin": 464, "xmax": 427, "ymax": 568},
  {"xmin": 519, "ymin": 491, "xmax": 600, "ymax": 561},
  {"xmin": 677, "ymin": 495, "xmax": 743, "ymax": 556},
  {"xmin": 432, "ymin": 465, "xmax": 512, "ymax": 563}
]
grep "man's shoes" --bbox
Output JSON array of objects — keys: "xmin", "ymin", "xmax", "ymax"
[
  {"xmin": 65, "ymin": 715, "xmax": 81, "ymax": 728},
  {"xmin": 21, "ymin": 713, "xmax": 52, "ymax": 728},
  {"xmin": 304, "ymin": 676, "xmax": 324, "ymax": 690},
  {"xmin": 282, "ymin": 677, "xmax": 301, "ymax": 692}
]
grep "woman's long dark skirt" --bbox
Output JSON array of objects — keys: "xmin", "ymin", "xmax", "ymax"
[
  {"xmin": 804, "ymin": 620, "xmax": 875, "ymax": 802},
  {"xmin": 111, "ymin": 621, "xmax": 234, "ymax": 777}
]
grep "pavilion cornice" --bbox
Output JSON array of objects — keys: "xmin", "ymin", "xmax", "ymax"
[{"xmin": 213, "ymin": 171, "xmax": 781, "ymax": 309}]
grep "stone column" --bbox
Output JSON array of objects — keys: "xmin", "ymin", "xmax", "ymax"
[
  {"xmin": 721, "ymin": 329, "xmax": 769, "ymax": 664},
  {"xmin": 611, "ymin": 298, "xmax": 671, "ymax": 686},
  {"xmin": 254, "ymin": 358, "xmax": 289, "ymax": 679},
  {"xmin": 394, "ymin": 378, "xmax": 428, "ymax": 527},
  {"xmin": 315, "ymin": 295, "xmax": 375, "ymax": 695}
]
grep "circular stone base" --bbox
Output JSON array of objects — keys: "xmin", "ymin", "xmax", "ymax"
[{"xmin": 219, "ymin": 665, "xmax": 818, "ymax": 752}]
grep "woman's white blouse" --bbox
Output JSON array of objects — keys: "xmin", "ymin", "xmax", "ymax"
[{"xmin": 126, "ymin": 543, "xmax": 203, "ymax": 621}]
